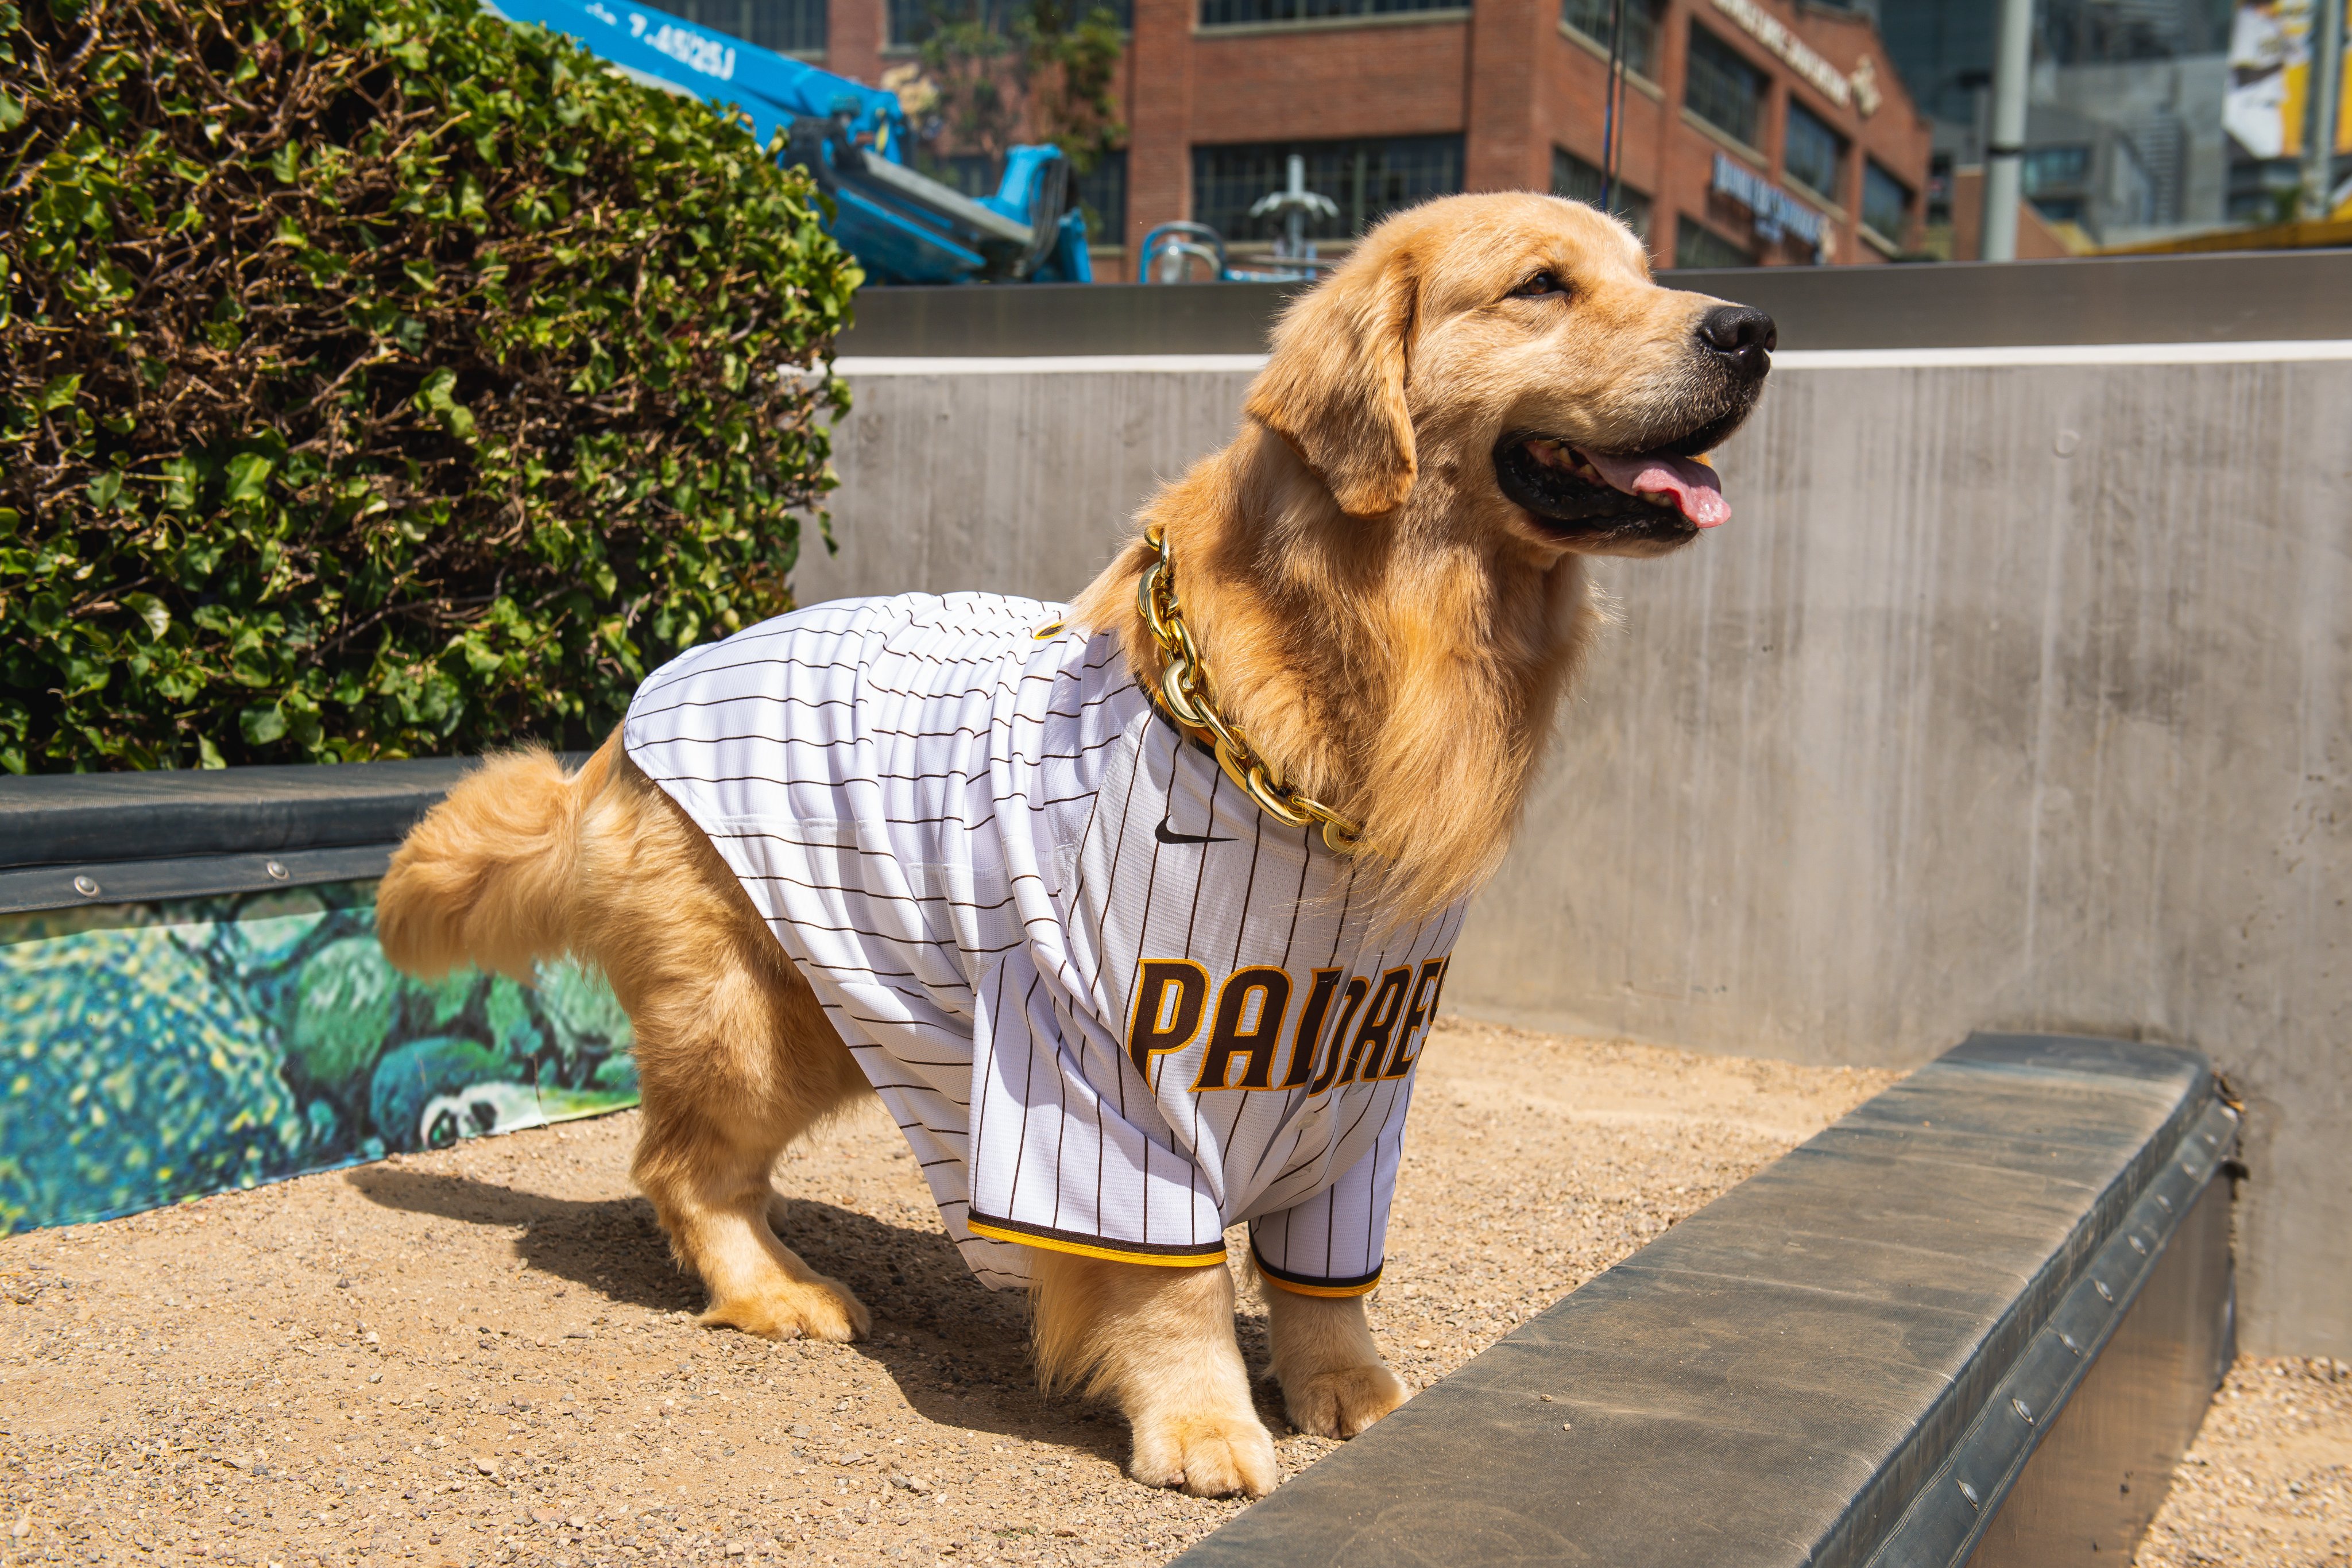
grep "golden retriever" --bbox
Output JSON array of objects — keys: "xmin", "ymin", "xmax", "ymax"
[{"xmin": 376, "ymin": 190, "xmax": 1773, "ymax": 1499}]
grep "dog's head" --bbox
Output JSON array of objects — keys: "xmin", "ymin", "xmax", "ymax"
[{"xmin": 1244, "ymin": 191, "xmax": 1773, "ymax": 557}]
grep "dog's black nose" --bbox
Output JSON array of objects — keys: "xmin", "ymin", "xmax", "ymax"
[{"xmin": 1696, "ymin": 305, "xmax": 1776, "ymax": 377}]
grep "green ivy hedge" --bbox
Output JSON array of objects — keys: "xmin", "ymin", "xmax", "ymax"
[{"xmin": 0, "ymin": 0, "xmax": 860, "ymax": 772}]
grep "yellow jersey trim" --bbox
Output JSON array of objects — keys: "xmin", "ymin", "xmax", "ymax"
[
  {"xmin": 966, "ymin": 1217, "xmax": 1229, "ymax": 1269},
  {"xmin": 1256, "ymin": 1269, "xmax": 1383, "ymax": 1299}
]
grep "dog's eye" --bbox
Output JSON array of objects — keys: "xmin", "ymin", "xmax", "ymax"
[{"xmin": 1510, "ymin": 270, "xmax": 1568, "ymax": 299}]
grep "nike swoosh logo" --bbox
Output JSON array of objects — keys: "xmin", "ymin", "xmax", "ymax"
[{"xmin": 1154, "ymin": 819, "xmax": 1233, "ymax": 847}]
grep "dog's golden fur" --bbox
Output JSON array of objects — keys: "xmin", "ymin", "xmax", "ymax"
[
  {"xmin": 377, "ymin": 191, "xmax": 1766, "ymax": 1499},
  {"xmin": 1069, "ymin": 193, "xmax": 1749, "ymax": 917}
]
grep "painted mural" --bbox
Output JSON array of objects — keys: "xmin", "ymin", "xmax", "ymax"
[{"xmin": 0, "ymin": 879, "xmax": 636, "ymax": 1233}]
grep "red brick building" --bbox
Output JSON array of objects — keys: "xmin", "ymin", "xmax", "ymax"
[{"xmin": 692, "ymin": 0, "xmax": 1931, "ymax": 277}]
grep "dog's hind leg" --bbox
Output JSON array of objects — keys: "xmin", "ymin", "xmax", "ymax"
[
  {"xmin": 1260, "ymin": 1281, "xmax": 1409, "ymax": 1438},
  {"xmin": 622, "ymin": 957, "xmax": 876, "ymax": 1342},
  {"xmin": 630, "ymin": 1068, "xmax": 873, "ymax": 1343},
  {"xmin": 1030, "ymin": 1252, "xmax": 1278, "ymax": 1498},
  {"xmin": 584, "ymin": 758, "xmax": 875, "ymax": 1343}
]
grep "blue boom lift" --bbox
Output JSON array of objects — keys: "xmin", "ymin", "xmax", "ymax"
[{"xmin": 488, "ymin": 0, "xmax": 1092, "ymax": 284}]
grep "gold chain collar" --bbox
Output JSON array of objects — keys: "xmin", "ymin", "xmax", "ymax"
[{"xmin": 1132, "ymin": 526, "xmax": 1363, "ymax": 856}]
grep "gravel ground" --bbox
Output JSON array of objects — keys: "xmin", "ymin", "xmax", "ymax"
[
  {"xmin": 2136, "ymin": 1357, "xmax": 2352, "ymax": 1568},
  {"xmin": 0, "ymin": 1020, "xmax": 1939, "ymax": 1568}
]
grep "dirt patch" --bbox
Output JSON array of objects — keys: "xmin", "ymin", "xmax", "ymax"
[
  {"xmin": 2135, "ymin": 1356, "xmax": 2352, "ymax": 1568},
  {"xmin": 0, "ymin": 1019, "xmax": 1891, "ymax": 1567}
]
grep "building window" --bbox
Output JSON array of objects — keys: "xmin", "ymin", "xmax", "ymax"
[
  {"xmin": 1198, "ymin": 0, "xmax": 1460, "ymax": 27},
  {"xmin": 1684, "ymin": 24, "xmax": 1766, "ymax": 150},
  {"xmin": 669, "ymin": 0, "xmax": 826, "ymax": 54},
  {"xmin": 1673, "ymin": 215, "xmax": 1755, "ymax": 268},
  {"xmin": 2227, "ymin": 156, "xmax": 2303, "ymax": 224},
  {"xmin": 891, "ymin": 0, "xmax": 1131, "ymax": 49},
  {"xmin": 1191, "ymin": 137, "xmax": 1464, "ymax": 241},
  {"xmin": 2018, "ymin": 143, "xmax": 2094, "ymax": 229},
  {"xmin": 1782, "ymin": 100, "xmax": 1846, "ymax": 205},
  {"xmin": 1924, "ymin": 150, "xmax": 1952, "ymax": 227},
  {"xmin": 1860, "ymin": 158, "xmax": 1910, "ymax": 243},
  {"xmin": 1075, "ymin": 150, "xmax": 1129, "ymax": 245},
  {"xmin": 1552, "ymin": 146, "xmax": 1652, "ymax": 237},
  {"xmin": 1560, "ymin": 0, "xmax": 1663, "ymax": 79},
  {"xmin": 2019, "ymin": 144, "xmax": 2091, "ymax": 196}
]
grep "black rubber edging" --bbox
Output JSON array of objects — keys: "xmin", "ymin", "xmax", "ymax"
[
  {"xmin": 0, "ymin": 845, "xmax": 400, "ymax": 916},
  {"xmin": 0, "ymin": 756, "xmax": 595, "ymax": 911},
  {"xmin": 837, "ymin": 249, "xmax": 2352, "ymax": 357},
  {"xmin": 1173, "ymin": 1032, "xmax": 2237, "ymax": 1568}
]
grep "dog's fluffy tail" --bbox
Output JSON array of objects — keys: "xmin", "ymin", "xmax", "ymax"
[{"xmin": 377, "ymin": 742, "xmax": 609, "ymax": 981}]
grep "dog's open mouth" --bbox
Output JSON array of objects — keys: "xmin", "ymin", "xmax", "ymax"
[{"xmin": 1494, "ymin": 435, "xmax": 1730, "ymax": 540}]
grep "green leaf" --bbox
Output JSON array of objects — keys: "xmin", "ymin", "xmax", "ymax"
[
  {"xmin": 414, "ymin": 365, "xmax": 477, "ymax": 440},
  {"xmin": 121, "ymin": 592, "xmax": 171, "ymax": 640},
  {"xmin": 39, "ymin": 374, "xmax": 82, "ymax": 412},
  {"xmin": 158, "ymin": 456, "xmax": 199, "ymax": 511},
  {"xmin": 223, "ymin": 451, "xmax": 274, "ymax": 502},
  {"xmin": 239, "ymin": 703, "xmax": 288, "ymax": 745}
]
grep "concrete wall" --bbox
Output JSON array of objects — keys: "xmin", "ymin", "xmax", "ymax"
[
  {"xmin": 800, "ymin": 364, "xmax": 1259, "ymax": 607},
  {"xmin": 808, "ymin": 347, "xmax": 2352, "ymax": 1358}
]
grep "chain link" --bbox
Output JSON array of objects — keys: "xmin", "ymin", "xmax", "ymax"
[{"xmin": 1134, "ymin": 526, "xmax": 1363, "ymax": 856}]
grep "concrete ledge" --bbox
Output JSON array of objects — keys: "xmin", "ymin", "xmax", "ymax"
[
  {"xmin": 1175, "ymin": 1033, "xmax": 2236, "ymax": 1568},
  {"xmin": 836, "ymin": 250, "xmax": 2352, "ymax": 356}
]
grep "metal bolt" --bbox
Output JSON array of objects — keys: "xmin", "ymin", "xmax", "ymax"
[
  {"xmin": 2154, "ymin": 1193, "xmax": 2174, "ymax": 1213},
  {"xmin": 2128, "ymin": 1234, "xmax": 2148, "ymax": 1255},
  {"xmin": 2011, "ymin": 1397, "xmax": 2035, "ymax": 1425},
  {"xmin": 2057, "ymin": 1329, "xmax": 2082, "ymax": 1356},
  {"xmin": 2093, "ymin": 1279, "xmax": 2115, "ymax": 1303},
  {"xmin": 1957, "ymin": 1480, "xmax": 1981, "ymax": 1507},
  {"xmin": 72, "ymin": 875, "xmax": 100, "ymax": 897},
  {"xmin": 265, "ymin": 860, "xmax": 289, "ymax": 881}
]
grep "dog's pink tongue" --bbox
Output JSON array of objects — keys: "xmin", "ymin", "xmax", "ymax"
[{"xmin": 1585, "ymin": 451, "xmax": 1731, "ymax": 528}]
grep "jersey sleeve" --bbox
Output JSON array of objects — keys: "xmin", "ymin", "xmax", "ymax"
[{"xmin": 1245, "ymin": 1113, "xmax": 1406, "ymax": 1297}]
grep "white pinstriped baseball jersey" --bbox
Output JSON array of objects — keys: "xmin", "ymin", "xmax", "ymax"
[{"xmin": 622, "ymin": 593, "xmax": 1463, "ymax": 1295}]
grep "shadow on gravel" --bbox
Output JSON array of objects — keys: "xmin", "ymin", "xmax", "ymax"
[
  {"xmin": 346, "ymin": 1165, "xmax": 691, "ymax": 1313},
  {"xmin": 344, "ymin": 1167, "xmax": 1136, "ymax": 1461}
]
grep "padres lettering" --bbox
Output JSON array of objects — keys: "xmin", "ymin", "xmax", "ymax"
[{"xmin": 1127, "ymin": 957, "xmax": 1448, "ymax": 1092}]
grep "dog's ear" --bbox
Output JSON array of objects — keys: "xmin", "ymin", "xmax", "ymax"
[{"xmin": 1244, "ymin": 247, "xmax": 1419, "ymax": 518}]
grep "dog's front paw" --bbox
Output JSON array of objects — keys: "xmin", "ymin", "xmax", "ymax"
[
  {"xmin": 1128, "ymin": 1410, "xmax": 1279, "ymax": 1498},
  {"xmin": 700, "ymin": 1275, "xmax": 871, "ymax": 1342},
  {"xmin": 1283, "ymin": 1362, "xmax": 1409, "ymax": 1439}
]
